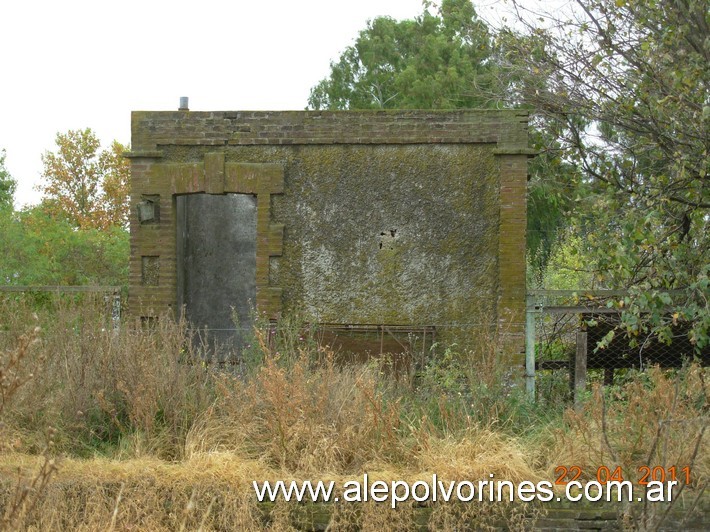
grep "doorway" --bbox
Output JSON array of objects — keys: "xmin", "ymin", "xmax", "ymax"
[{"xmin": 176, "ymin": 193, "xmax": 257, "ymax": 359}]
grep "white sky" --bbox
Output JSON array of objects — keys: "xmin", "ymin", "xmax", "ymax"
[{"xmin": 0, "ymin": 0, "xmax": 527, "ymax": 208}]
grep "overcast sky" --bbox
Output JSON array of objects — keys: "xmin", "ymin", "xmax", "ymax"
[{"xmin": 0, "ymin": 0, "xmax": 521, "ymax": 207}]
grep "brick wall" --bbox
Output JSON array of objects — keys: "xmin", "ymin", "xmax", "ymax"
[
  {"xmin": 130, "ymin": 109, "xmax": 530, "ymax": 150},
  {"xmin": 127, "ymin": 110, "xmax": 532, "ymax": 360}
]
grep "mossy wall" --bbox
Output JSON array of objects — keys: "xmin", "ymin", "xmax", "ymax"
[{"xmin": 127, "ymin": 110, "xmax": 530, "ymax": 361}]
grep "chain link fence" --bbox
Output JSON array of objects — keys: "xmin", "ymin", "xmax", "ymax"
[{"xmin": 528, "ymin": 290, "xmax": 710, "ymax": 403}]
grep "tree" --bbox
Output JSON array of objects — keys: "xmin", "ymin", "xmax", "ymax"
[
  {"xmin": 0, "ymin": 149, "xmax": 16, "ymax": 210},
  {"xmin": 308, "ymin": 0, "xmax": 502, "ymax": 110},
  {"xmin": 0, "ymin": 205, "xmax": 128, "ymax": 286},
  {"xmin": 501, "ymin": 0, "xmax": 709, "ymax": 347},
  {"xmin": 98, "ymin": 140, "xmax": 131, "ymax": 228},
  {"xmin": 38, "ymin": 129, "xmax": 130, "ymax": 230},
  {"xmin": 309, "ymin": 0, "xmax": 579, "ymax": 276},
  {"xmin": 525, "ymin": 122, "xmax": 581, "ymax": 285}
]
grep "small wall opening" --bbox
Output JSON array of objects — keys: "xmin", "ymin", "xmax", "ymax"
[
  {"xmin": 141, "ymin": 256, "xmax": 159, "ymax": 285},
  {"xmin": 378, "ymin": 228, "xmax": 398, "ymax": 250}
]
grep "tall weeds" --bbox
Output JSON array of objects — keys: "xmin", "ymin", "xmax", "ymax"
[
  {"xmin": 553, "ymin": 366, "xmax": 708, "ymax": 529},
  {"xmin": 1, "ymin": 294, "xmax": 707, "ymax": 529},
  {"xmin": 0, "ymin": 313, "xmax": 58, "ymax": 529},
  {"xmin": 1, "ymin": 293, "xmax": 215, "ymax": 459},
  {"xmin": 187, "ymin": 331, "xmax": 405, "ymax": 473}
]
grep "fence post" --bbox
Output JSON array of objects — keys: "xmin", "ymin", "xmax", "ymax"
[
  {"xmin": 112, "ymin": 291, "xmax": 121, "ymax": 332},
  {"xmin": 574, "ymin": 331, "xmax": 588, "ymax": 409},
  {"xmin": 525, "ymin": 295, "xmax": 536, "ymax": 400}
]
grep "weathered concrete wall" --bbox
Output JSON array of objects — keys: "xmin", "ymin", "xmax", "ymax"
[
  {"xmin": 270, "ymin": 144, "xmax": 499, "ymax": 325},
  {"xmin": 127, "ymin": 110, "xmax": 530, "ymax": 361}
]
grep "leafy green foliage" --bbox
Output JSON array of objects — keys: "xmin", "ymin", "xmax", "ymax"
[
  {"xmin": 308, "ymin": 0, "xmax": 502, "ymax": 110},
  {"xmin": 1, "ymin": 130, "xmax": 129, "ymax": 289},
  {"xmin": 0, "ymin": 206, "xmax": 128, "ymax": 286},
  {"xmin": 0, "ymin": 149, "xmax": 16, "ymax": 210},
  {"xmin": 503, "ymin": 0, "xmax": 709, "ymax": 347},
  {"xmin": 526, "ymin": 121, "xmax": 582, "ymax": 282},
  {"xmin": 529, "ymin": 229, "xmax": 595, "ymax": 290}
]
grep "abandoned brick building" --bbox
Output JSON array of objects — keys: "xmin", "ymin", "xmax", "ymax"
[{"xmin": 126, "ymin": 108, "xmax": 531, "ymax": 363}]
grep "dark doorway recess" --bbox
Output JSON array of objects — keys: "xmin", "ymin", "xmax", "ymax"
[{"xmin": 176, "ymin": 193, "xmax": 257, "ymax": 359}]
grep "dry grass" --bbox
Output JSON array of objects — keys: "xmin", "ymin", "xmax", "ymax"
[
  {"xmin": 186, "ymin": 346, "xmax": 405, "ymax": 474},
  {"xmin": 1, "ymin": 293, "xmax": 214, "ymax": 460},
  {"xmin": 0, "ymin": 314, "xmax": 60, "ymax": 529},
  {"xmin": 0, "ymin": 451, "xmax": 543, "ymax": 531},
  {"xmin": 545, "ymin": 366, "xmax": 709, "ymax": 529},
  {"xmin": 549, "ymin": 367, "xmax": 709, "ymax": 482},
  {"xmin": 0, "ymin": 294, "xmax": 708, "ymax": 529},
  {"xmin": 0, "ymin": 452, "xmax": 265, "ymax": 530}
]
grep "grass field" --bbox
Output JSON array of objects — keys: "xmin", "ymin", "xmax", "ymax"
[{"xmin": 1, "ymin": 295, "xmax": 707, "ymax": 529}]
